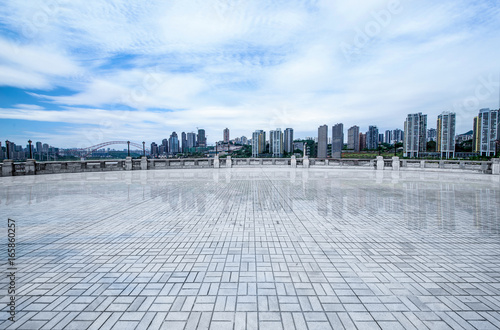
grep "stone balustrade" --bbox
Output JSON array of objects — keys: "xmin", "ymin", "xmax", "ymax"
[{"xmin": 0, "ymin": 156, "xmax": 497, "ymax": 176}]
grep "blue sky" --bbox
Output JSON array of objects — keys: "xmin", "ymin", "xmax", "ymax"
[{"xmin": 0, "ymin": 0, "xmax": 499, "ymax": 148}]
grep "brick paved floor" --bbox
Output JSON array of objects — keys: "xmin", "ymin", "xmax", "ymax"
[{"xmin": 0, "ymin": 168, "xmax": 499, "ymax": 329}]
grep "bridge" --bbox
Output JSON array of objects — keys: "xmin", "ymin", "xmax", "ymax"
[{"xmin": 67, "ymin": 141, "xmax": 149, "ymax": 158}]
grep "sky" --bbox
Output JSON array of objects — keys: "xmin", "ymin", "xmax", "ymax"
[{"xmin": 0, "ymin": 0, "xmax": 499, "ymax": 149}]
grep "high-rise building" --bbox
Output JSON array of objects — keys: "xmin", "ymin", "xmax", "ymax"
[
  {"xmin": 169, "ymin": 132, "xmax": 179, "ymax": 154},
  {"xmin": 404, "ymin": 112, "xmax": 427, "ymax": 158},
  {"xmin": 269, "ymin": 128, "xmax": 284, "ymax": 157},
  {"xmin": 252, "ymin": 130, "xmax": 266, "ymax": 157},
  {"xmin": 359, "ymin": 133, "xmax": 366, "ymax": 150},
  {"xmin": 317, "ymin": 125, "xmax": 328, "ymax": 158},
  {"xmin": 366, "ymin": 126, "xmax": 379, "ymax": 150},
  {"xmin": 187, "ymin": 132, "xmax": 197, "ymax": 149},
  {"xmin": 427, "ymin": 128, "xmax": 437, "ymax": 142},
  {"xmin": 473, "ymin": 108, "xmax": 499, "ymax": 156},
  {"xmin": 384, "ymin": 130, "xmax": 392, "ymax": 144},
  {"xmin": 197, "ymin": 129, "xmax": 206, "ymax": 147},
  {"xmin": 150, "ymin": 142, "xmax": 158, "ymax": 157},
  {"xmin": 181, "ymin": 132, "xmax": 187, "ymax": 153},
  {"xmin": 223, "ymin": 128, "xmax": 230, "ymax": 143},
  {"xmin": 284, "ymin": 128, "xmax": 293, "ymax": 154},
  {"xmin": 437, "ymin": 111, "xmax": 456, "ymax": 159},
  {"xmin": 161, "ymin": 138, "xmax": 168, "ymax": 155},
  {"xmin": 348, "ymin": 126, "xmax": 360, "ymax": 151},
  {"xmin": 332, "ymin": 123, "xmax": 343, "ymax": 158},
  {"xmin": 241, "ymin": 136, "xmax": 248, "ymax": 145},
  {"xmin": 392, "ymin": 129, "xmax": 404, "ymax": 143},
  {"xmin": 378, "ymin": 133, "xmax": 384, "ymax": 144},
  {"xmin": 36, "ymin": 141, "xmax": 42, "ymax": 153}
]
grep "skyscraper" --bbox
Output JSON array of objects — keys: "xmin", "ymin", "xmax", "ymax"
[
  {"xmin": 252, "ymin": 130, "xmax": 266, "ymax": 157},
  {"xmin": 393, "ymin": 129, "xmax": 404, "ymax": 143},
  {"xmin": 437, "ymin": 111, "xmax": 456, "ymax": 159},
  {"xmin": 348, "ymin": 126, "xmax": 360, "ymax": 152},
  {"xmin": 427, "ymin": 128, "xmax": 437, "ymax": 142},
  {"xmin": 269, "ymin": 129, "xmax": 284, "ymax": 157},
  {"xmin": 150, "ymin": 142, "xmax": 158, "ymax": 157},
  {"xmin": 241, "ymin": 136, "xmax": 248, "ymax": 145},
  {"xmin": 359, "ymin": 133, "xmax": 366, "ymax": 150},
  {"xmin": 169, "ymin": 132, "xmax": 179, "ymax": 154},
  {"xmin": 366, "ymin": 126, "xmax": 379, "ymax": 150},
  {"xmin": 181, "ymin": 132, "xmax": 187, "ymax": 153},
  {"xmin": 197, "ymin": 129, "xmax": 206, "ymax": 147},
  {"xmin": 317, "ymin": 125, "xmax": 328, "ymax": 158},
  {"xmin": 384, "ymin": 130, "xmax": 392, "ymax": 144},
  {"xmin": 223, "ymin": 128, "xmax": 230, "ymax": 143},
  {"xmin": 187, "ymin": 132, "xmax": 196, "ymax": 149},
  {"xmin": 284, "ymin": 128, "xmax": 294, "ymax": 154},
  {"xmin": 331, "ymin": 123, "xmax": 343, "ymax": 158},
  {"xmin": 404, "ymin": 112, "xmax": 427, "ymax": 158},
  {"xmin": 161, "ymin": 138, "xmax": 168, "ymax": 155},
  {"xmin": 473, "ymin": 108, "xmax": 499, "ymax": 156}
]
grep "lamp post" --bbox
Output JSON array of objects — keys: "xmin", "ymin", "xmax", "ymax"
[
  {"xmin": 142, "ymin": 141, "xmax": 145, "ymax": 157},
  {"xmin": 127, "ymin": 141, "xmax": 130, "ymax": 157},
  {"xmin": 5, "ymin": 140, "xmax": 10, "ymax": 159},
  {"xmin": 28, "ymin": 140, "xmax": 32, "ymax": 159}
]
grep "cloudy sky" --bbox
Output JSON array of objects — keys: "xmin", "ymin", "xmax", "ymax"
[{"xmin": 1, "ymin": 0, "xmax": 499, "ymax": 148}]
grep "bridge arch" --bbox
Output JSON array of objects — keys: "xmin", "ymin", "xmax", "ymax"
[{"xmin": 70, "ymin": 141, "xmax": 149, "ymax": 158}]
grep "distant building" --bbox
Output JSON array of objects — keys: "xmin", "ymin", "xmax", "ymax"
[
  {"xmin": 284, "ymin": 128, "xmax": 294, "ymax": 154},
  {"xmin": 455, "ymin": 131, "xmax": 473, "ymax": 144},
  {"xmin": 181, "ymin": 132, "xmax": 187, "ymax": 152},
  {"xmin": 223, "ymin": 128, "xmax": 230, "ymax": 143},
  {"xmin": 359, "ymin": 133, "xmax": 366, "ymax": 150},
  {"xmin": 317, "ymin": 125, "xmax": 328, "ymax": 158},
  {"xmin": 348, "ymin": 126, "xmax": 360, "ymax": 152},
  {"xmin": 252, "ymin": 130, "xmax": 266, "ymax": 157},
  {"xmin": 473, "ymin": 108, "xmax": 499, "ymax": 156},
  {"xmin": 331, "ymin": 123, "xmax": 343, "ymax": 158},
  {"xmin": 169, "ymin": 132, "xmax": 179, "ymax": 154},
  {"xmin": 36, "ymin": 141, "xmax": 42, "ymax": 153},
  {"xmin": 427, "ymin": 128, "xmax": 437, "ymax": 142},
  {"xmin": 197, "ymin": 129, "xmax": 206, "ymax": 147},
  {"xmin": 392, "ymin": 129, "xmax": 404, "ymax": 143},
  {"xmin": 241, "ymin": 136, "xmax": 248, "ymax": 145},
  {"xmin": 404, "ymin": 112, "xmax": 427, "ymax": 158},
  {"xmin": 366, "ymin": 126, "xmax": 379, "ymax": 150},
  {"xmin": 384, "ymin": 130, "xmax": 392, "ymax": 144},
  {"xmin": 187, "ymin": 133, "xmax": 196, "ymax": 149},
  {"xmin": 293, "ymin": 142, "xmax": 304, "ymax": 153},
  {"xmin": 150, "ymin": 142, "xmax": 158, "ymax": 157},
  {"xmin": 378, "ymin": 133, "xmax": 384, "ymax": 144},
  {"xmin": 437, "ymin": 112, "xmax": 456, "ymax": 159},
  {"xmin": 269, "ymin": 128, "xmax": 284, "ymax": 157}
]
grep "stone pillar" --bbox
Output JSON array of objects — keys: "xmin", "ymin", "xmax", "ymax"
[
  {"xmin": 492, "ymin": 158, "xmax": 500, "ymax": 175},
  {"xmin": 140, "ymin": 157, "xmax": 147, "ymax": 170},
  {"xmin": 376, "ymin": 156, "xmax": 384, "ymax": 171},
  {"xmin": 392, "ymin": 157, "xmax": 400, "ymax": 171},
  {"xmin": 25, "ymin": 159, "xmax": 36, "ymax": 175},
  {"xmin": 291, "ymin": 155, "xmax": 297, "ymax": 168},
  {"xmin": 125, "ymin": 156, "xmax": 132, "ymax": 171},
  {"xmin": 226, "ymin": 156, "xmax": 232, "ymax": 168},
  {"xmin": 420, "ymin": 160, "xmax": 426, "ymax": 168},
  {"xmin": 214, "ymin": 156, "xmax": 220, "ymax": 168},
  {"xmin": 303, "ymin": 156, "xmax": 310, "ymax": 168},
  {"xmin": 2, "ymin": 159, "xmax": 14, "ymax": 176}
]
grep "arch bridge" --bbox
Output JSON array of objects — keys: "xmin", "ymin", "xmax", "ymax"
[{"xmin": 69, "ymin": 141, "xmax": 149, "ymax": 158}]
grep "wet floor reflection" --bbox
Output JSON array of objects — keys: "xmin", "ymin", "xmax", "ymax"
[{"xmin": 0, "ymin": 169, "xmax": 499, "ymax": 236}]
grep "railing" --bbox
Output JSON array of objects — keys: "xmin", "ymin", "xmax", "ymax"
[{"xmin": 0, "ymin": 156, "xmax": 498, "ymax": 177}]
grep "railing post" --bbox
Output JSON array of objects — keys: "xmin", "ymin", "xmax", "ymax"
[
  {"xmin": 25, "ymin": 159, "xmax": 36, "ymax": 175},
  {"xmin": 291, "ymin": 155, "xmax": 297, "ymax": 168},
  {"xmin": 492, "ymin": 159, "xmax": 500, "ymax": 175},
  {"xmin": 214, "ymin": 156, "xmax": 220, "ymax": 168},
  {"xmin": 2, "ymin": 159, "xmax": 14, "ymax": 176},
  {"xmin": 140, "ymin": 156, "xmax": 147, "ymax": 170},
  {"xmin": 125, "ymin": 156, "xmax": 132, "ymax": 170},
  {"xmin": 303, "ymin": 156, "xmax": 309, "ymax": 168},
  {"xmin": 420, "ymin": 160, "xmax": 426, "ymax": 168},
  {"xmin": 376, "ymin": 156, "xmax": 384, "ymax": 171},
  {"xmin": 392, "ymin": 156, "xmax": 400, "ymax": 171},
  {"xmin": 226, "ymin": 156, "xmax": 232, "ymax": 168}
]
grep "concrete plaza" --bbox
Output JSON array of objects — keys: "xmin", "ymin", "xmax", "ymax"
[{"xmin": 1, "ymin": 168, "xmax": 499, "ymax": 329}]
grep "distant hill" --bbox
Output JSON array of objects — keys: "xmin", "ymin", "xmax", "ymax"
[{"xmin": 458, "ymin": 130, "xmax": 473, "ymax": 136}]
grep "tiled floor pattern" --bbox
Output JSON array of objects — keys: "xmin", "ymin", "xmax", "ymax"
[{"xmin": 0, "ymin": 168, "xmax": 499, "ymax": 329}]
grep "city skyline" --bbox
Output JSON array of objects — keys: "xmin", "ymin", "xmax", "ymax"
[{"xmin": 0, "ymin": 1, "xmax": 499, "ymax": 147}]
